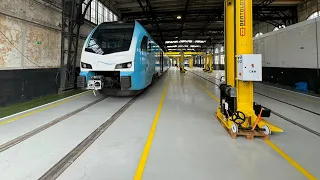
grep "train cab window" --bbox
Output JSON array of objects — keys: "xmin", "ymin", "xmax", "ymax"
[
  {"xmin": 85, "ymin": 22, "xmax": 134, "ymax": 55},
  {"xmin": 141, "ymin": 36, "xmax": 148, "ymax": 52}
]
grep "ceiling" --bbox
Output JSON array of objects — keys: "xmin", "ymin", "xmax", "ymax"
[
  {"xmin": 60, "ymin": 0, "xmax": 303, "ymax": 52},
  {"xmin": 113, "ymin": 0, "xmax": 302, "ymax": 51}
]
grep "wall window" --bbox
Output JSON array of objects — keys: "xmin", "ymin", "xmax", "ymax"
[
  {"xmin": 255, "ymin": 32, "xmax": 263, "ymax": 37},
  {"xmin": 114, "ymin": 14, "xmax": 117, "ymax": 21},
  {"xmin": 307, "ymin": 11, "xmax": 319, "ymax": 20},
  {"xmin": 98, "ymin": 2, "xmax": 104, "ymax": 24},
  {"xmin": 220, "ymin": 55, "xmax": 225, "ymax": 64},
  {"xmin": 82, "ymin": 0, "xmax": 119, "ymax": 24},
  {"xmin": 104, "ymin": 7, "xmax": 108, "ymax": 22},
  {"xmin": 107, "ymin": 11, "xmax": 111, "ymax": 21},
  {"xmin": 90, "ymin": 0, "xmax": 97, "ymax": 24},
  {"xmin": 273, "ymin": 25, "xmax": 286, "ymax": 31},
  {"xmin": 214, "ymin": 48, "xmax": 219, "ymax": 54},
  {"xmin": 82, "ymin": 0, "xmax": 91, "ymax": 20},
  {"xmin": 214, "ymin": 55, "xmax": 219, "ymax": 64},
  {"xmin": 220, "ymin": 46, "xmax": 224, "ymax": 53}
]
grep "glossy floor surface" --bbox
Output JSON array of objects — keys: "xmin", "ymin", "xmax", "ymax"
[{"xmin": 0, "ymin": 68, "xmax": 319, "ymax": 180}]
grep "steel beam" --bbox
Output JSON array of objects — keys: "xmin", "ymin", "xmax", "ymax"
[{"xmin": 59, "ymin": 0, "xmax": 91, "ymax": 92}]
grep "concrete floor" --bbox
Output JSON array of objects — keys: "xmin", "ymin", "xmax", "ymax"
[{"xmin": 0, "ymin": 68, "xmax": 319, "ymax": 180}]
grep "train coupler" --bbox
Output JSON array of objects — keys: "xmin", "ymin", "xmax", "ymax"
[{"xmin": 87, "ymin": 76, "xmax": 105, "ymax": 91}]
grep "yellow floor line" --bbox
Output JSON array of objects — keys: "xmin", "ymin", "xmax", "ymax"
[
  {"xmin": 193, "ymin": 79, "xmax": 317, "ymax": 180},
  {"xmin": 265, "ymin": 140, "xmax": 316, "ymax": 180},
  {"xmin": 134, "ymin": 76, "xmax": 171, "ymax": 180},
  {"xmin": 195, "ymin": 81, "xmax": 220, "ymax": 102},
  {"xmin": 0, "ymin": 91, "xmax": 89, "ymax": 126}
]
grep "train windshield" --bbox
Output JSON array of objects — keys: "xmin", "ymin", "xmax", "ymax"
[{"xmin": 85, "ymin": 23, "xmax": 135, "ymax": 55}]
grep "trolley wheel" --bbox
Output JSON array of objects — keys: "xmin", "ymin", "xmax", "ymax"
[
  {"xmin": 263, "ymin": 125, "xmax": 271, "ymax": 135},
  {"xmin": 231, "ymin": 123, "xmax": 238, "ymax": 133}
]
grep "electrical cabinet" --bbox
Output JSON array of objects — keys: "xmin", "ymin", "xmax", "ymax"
[{"xmin": 237, "ymin": 54, "xmax": 262, "ymax": 81}]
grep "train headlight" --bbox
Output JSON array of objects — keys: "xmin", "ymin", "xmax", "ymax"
[
  {"xmin": 115, "ymin": 62, "xmax": 132, "ymax": 69},
  {"xmin": 81, "ymin": 62, "xmax": 92, "ymax": 69}
]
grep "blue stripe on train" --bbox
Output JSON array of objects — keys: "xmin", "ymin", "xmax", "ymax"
[
  {"xmin": 80, "ymin": 71, "xmax": 95, "ymax": 84},
  {"xmin": 120, "ymin": 71, "xmax": 148, "ymax": 90}
]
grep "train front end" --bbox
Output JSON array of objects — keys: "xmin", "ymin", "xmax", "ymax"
[{"xmin": 77, "ymin": 22, "xmax": 139, "ymax": 95}]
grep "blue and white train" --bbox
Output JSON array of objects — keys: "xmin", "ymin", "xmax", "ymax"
[{"xmin": 77, "ymin": 21, "xmax": 171, "ymax": 95}]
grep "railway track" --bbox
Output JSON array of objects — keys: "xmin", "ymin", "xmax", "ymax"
[
  {"xmin": 0, "ymin": 70, "xmax": 168, "ymax": 180},
  {"xmin": 37, "ymin": 72, "xmax": 168, "ymax": 180},
  {"xmin": 0, "ymin": 96, "xmax": 108, "ymax": 152},
  {"xmin": 187, "ymin": 70, "xmax": 320, "ymax": 137},
  {"xmin": 0, "ymin": 93, "xmax": 139, "ymax": 180},
  {"xmin": 38, "ymin": 95, "xmax": 139, "ymax": 180}
]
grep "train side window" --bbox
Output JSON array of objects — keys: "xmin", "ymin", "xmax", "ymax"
[{"xmin": 141, "ymin": 36, "xmax": 148, "ymax": 52}]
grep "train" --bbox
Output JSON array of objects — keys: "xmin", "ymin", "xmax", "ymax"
[
  {"xmin": 77, "ymin": 21, "xmax": 171, "ymax": 95},
  {"xmin": 253, "ymin": 18, "xmax": 320, "ymax": 94}
]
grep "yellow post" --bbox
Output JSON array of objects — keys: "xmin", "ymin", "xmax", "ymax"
[
  {"xmin": 208, "ymin": 53, "xmax": 213, "ymax": 73},
  {"xmin": 203, "ymin": 54, "xmax": 208, "ymax": 71},
  {"xmin": 177, "ymin": 57, "xmax": 180, "ymax": 68},
  {"xmin": 235, "ymin": 0, "xmax": 282, "ymax": 132},
  {"xmin": 180, "ymin": 52, "xmax": 186, "ymax": 73},
  {"xmin": 215, "ymin": 0, "xmax": 282, "ymax": 134},
  {"xmin": 189, "ymin": 56, "xmax": 193, "ymax": 68},
  {"xmin": 225, "ymin": 0, "xmax": 235, "ymax": 87},
  {"xmin": 235, "ymin": 0, "xmax": 254, "ymax": 114}
]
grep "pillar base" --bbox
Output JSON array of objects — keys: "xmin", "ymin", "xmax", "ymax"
[{"xmin": 215, "ymin": 106, "xmax": 283, "ymax": 138}]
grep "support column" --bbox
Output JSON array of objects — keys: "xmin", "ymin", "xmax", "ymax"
[
  {"xmin": 203, "ymin": 54, "xmax": 207, "ymax": 71},
  {"xmin": 225, "ymin": 0, "xmax": 235, "ymax": 87},
  {"xmin": 215, "ymin": 0, "xmax": 283, "ymax": 135},
  {"xmin": 189, "ymin": 56, "xmax": 193, "ymax": 68},
  {"xmin": 208, "ymin": 53, "xmax": 213, "ymax": 73},
  {"xmin": 235, "ymin": 0, "xmax": 254, "ymax": 113},
  {"xmin": 180, "ymin": 52, "xmax": 186, "ymax": 73},
  {"xmin": 177, "ymin": 57, "xmax": 180, "ymax": 68},
  {"xmin": 234, "ymin": 0, "xmax": 282, "ymax": 132}
]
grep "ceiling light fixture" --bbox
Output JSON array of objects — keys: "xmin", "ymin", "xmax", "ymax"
[{"xmin": 177, "ymin": 15, "xmax": 182, "ymax": 19}]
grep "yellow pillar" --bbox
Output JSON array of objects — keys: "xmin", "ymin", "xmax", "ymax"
[
  {"xmin": 180, "ymin": 52, "xmax": 186, "ymax": 73},
  {"xmin": 203, "ymin": 54, "xmax": 207, "ymax": 71},
  {"xmin": 215, "ymin": 0, "xmax": 282, "ymax": 134},
  {"xmin": 225, "ymin": 0, "xmax": 235, "ymax": 87},
  {"xmin": 177, "ymin": 57, "xmax": 180, "ymax": 68},
  {"xmin": 208, "ymin": 53, "xmax": 213, "ymax": 73},
  {"xmin": 234, "ymin": 0, "xmax": 282, "ymax": 132},
  {"xmin": 189, "ymin": 56, "xmax": 193, "ymax": 68},
  {"xmin": 235, "ymin": 0, "xmax": 254, "ymax": 114}
]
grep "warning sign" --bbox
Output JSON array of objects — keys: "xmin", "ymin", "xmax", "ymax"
[{"xmin": 240, "ymin": 27, "xmax": 246, "ymax": 36}]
